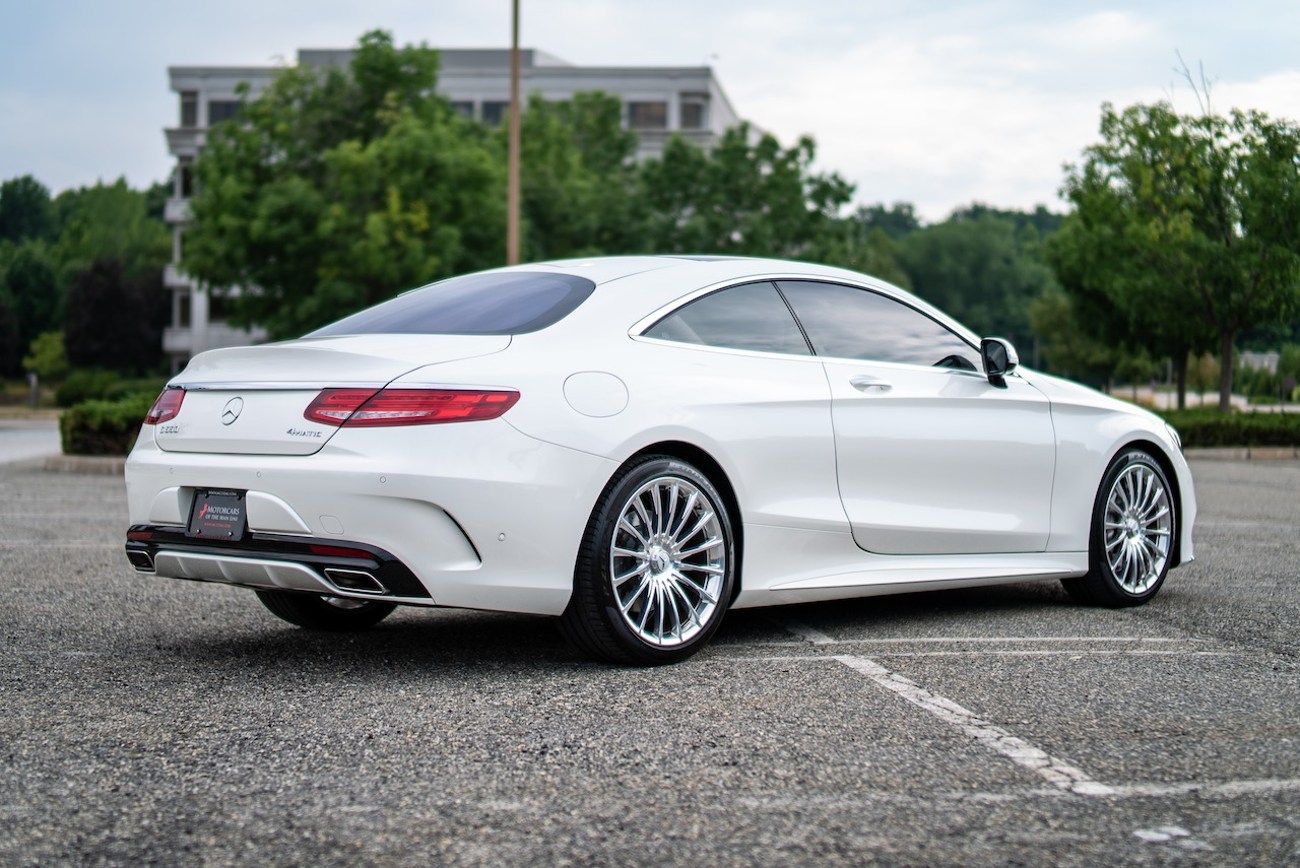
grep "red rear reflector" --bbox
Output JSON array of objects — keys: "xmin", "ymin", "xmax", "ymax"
[
  {"xmin": 304, "ymin": 389, "xmax": 519, "ymax": 427},
  {"xmin": 126, "ymin": 530, "xmax": 154, "ymax": 541},
  {"xmin": 309, "ymin": 544, "xmax": 375, "ymax": 559},
  {"xmin": 144, "ymin": 388, "xmax": 185, "ymax": 425}
]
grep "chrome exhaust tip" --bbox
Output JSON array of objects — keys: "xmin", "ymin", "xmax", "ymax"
[
  {"xmin": 323, "ymin": 568, "xmax": 389, "ymax": 595},
  {"xmin": 126, "ymin": 549, "xmax": 155, "ymax": 572}
]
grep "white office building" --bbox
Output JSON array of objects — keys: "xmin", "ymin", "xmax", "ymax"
[{"xmin": 162, "ymin": 48, "xmax": 742, "ymax": 369}]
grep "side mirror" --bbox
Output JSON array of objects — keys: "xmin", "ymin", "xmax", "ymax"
[{"xmin": 980, "ymin": 337, "xmax": 1019, "ymax": 383}]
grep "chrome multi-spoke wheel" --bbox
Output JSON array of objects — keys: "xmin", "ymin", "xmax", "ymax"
[
  {"xmin": 609, "ymin": 476, "xmax": 726, "ymax": 648},
  {"xmin": 562, "ymin": 456, "xmax": 736, "ymax": 665},
  {"xmin": 1101, "ymin": 461, "xmax": 1172, "ymax": 594},
  {"xmin": 1063, "ymin": 449, "xmax": 1176, "ymax": 607}
]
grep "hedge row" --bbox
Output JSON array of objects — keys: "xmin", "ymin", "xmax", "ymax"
[
  {"xmin": 60, "ymin": 392, "xmax": 155, "ymax": 456},
  {"xmin": 1158, "ymin": 408, "xmax": 1300, "ymax": 448}
]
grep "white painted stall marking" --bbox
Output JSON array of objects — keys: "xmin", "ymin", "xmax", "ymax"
[{"xmin": 834, "ymin": 653, "xmax": 1116, "ymax": 796}]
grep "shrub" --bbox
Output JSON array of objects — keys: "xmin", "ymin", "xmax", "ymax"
[
  {"xmin": 1159, "ymin": 408, "xmax": 1300, "ymax": 448},
  {"xmin": 60, "ymin": 392, "xmax": 155, "ymax": 455},
  {"xmin": 56, "ymin": 368, "xmax": 120, "ymax": 407}
]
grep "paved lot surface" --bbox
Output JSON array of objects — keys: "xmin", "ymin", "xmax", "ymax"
[{"xmin": 1, "ymin": 458, "xmax": 1296, "ymax": 865}]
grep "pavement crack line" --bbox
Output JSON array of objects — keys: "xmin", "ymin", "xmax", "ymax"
[{"xmin": 832, "ymin": 653, "xmax": 1116, "ymax": 797}]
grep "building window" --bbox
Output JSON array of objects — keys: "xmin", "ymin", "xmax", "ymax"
[
  {"xmin": 450, "ymin": 101, "xmax": 474, "ymax": 119},
  {"xmin": 207, "ymin": 100, "xmax": 241, "ymax": 126},
  {"xmin": 680, "ymin": 93, "xmax": 710, "ymax": 130},
  {"xmin": 180, "ymin": 91, "xmax": 198, "ymax": 128},
  {"xmin": 177, "ymin": 291, "xmax": 192, "ymax": 328},
  {"xmin": 481, "ymin": 101, "xmax": 510, "ymax": 125},
  {"xmin": 178, "ymin": 158, "xmax": 194, "ymax": 198},
  {"xmin": 627, "ymin": 101, "xmax": 668, "ymax": 130},
  {"xmin": 208, "ymin": 291, "xmax": 233, "ymax": 322}
]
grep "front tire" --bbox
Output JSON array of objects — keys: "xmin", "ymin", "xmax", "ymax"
[
  {"xmin": 255, "ymin": 590, "xmax": 396, "ymax": 631},
  {"xmin": 1063, "ymin": 448, "xmax": 1175, "ymax": 607},
  {"xmin": 561, "ymin": 456, "xmax": 737, "ymax": 665}
]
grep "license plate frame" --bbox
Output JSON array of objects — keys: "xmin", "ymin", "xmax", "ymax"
[{"xmin": 186, "ymin": 489, "xmax": 248, "ymax": 541}]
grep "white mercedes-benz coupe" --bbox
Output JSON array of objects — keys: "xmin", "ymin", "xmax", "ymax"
[{"xmin": 124, "ymin": 256, "xmax": 1195, "ymax": 664}]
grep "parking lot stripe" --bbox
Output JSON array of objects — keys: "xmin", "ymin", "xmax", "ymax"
[{"xmin": 834, "ymin": 653, "xmax": 1117, "ymax": 796}]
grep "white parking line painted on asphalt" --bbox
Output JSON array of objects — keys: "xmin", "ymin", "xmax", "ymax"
[
  {"xmin": 734, "ymin": 652, "xmax": 1300, "ymax": 803},
  {"xmin": 833, "ymin": 653, "xmax": 1118, "ymax": 796}
]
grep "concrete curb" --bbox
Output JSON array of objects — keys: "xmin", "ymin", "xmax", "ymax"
[{"xmin": 43, "ymin": 454, "xmax": 126, "ymax": 475}]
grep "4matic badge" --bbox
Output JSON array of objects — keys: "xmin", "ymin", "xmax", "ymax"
[{"xmin": 286, "ymin": 428, "xmax": 323, "ymax": 438}]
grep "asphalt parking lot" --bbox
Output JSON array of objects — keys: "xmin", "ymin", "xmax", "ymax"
[{"xmin": 1, "ymin": 456, "xmax": 1297, "ymax": 866}]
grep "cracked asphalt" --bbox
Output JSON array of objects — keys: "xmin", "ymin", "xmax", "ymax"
[{"xmin": 1, "ymin": 457, "xmax": 1297, "ymax": 865}]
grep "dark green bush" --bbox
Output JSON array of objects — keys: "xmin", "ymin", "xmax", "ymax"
[
  {"xmin": 56, "ymin": 368, "xmax": 120, "ymax": 407},
  {"xmin": 60, "ymin": 392, "xmax": 155, "ymax": 455},
  {"xmin": 1159, "ymin": 408, "xmax": 1300, "ymax": 447}
]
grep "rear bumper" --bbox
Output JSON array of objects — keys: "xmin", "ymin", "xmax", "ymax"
[
  {"xmin": 125, "ymin": 525, "xmax": 434, "ymax": 604},
  {"xmin": 124, "ymin": 419, "xmax": 617, "ymax": 615}
]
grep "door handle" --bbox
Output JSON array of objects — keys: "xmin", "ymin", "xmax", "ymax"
[{"xmin": 850, "ymin": 375, "xmax": 893, "ymax": 392}]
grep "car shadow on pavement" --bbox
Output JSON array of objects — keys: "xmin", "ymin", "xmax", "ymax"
[{"xmin": 154, "ymin": 580, "xmax": 1082, "ymax": 678}]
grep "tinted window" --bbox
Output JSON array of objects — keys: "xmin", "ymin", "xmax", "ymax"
[
  {"xmin": 308, "ymin": 272, "xmax": 596, "ymax": 337},
  {"xmin": 777, "ymin": 280, "xmax": 978, "ymax": 369},
  {"xmin": 644, "ymin": 282, "xmax": 811, "ymax": 355}
]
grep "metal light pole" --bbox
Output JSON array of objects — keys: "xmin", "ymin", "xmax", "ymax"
[{"xmin": 506, "ymin": 0, "xmax": 521, "ymax": 265}]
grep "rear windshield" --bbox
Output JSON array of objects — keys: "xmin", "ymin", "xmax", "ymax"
[{"xmin": 307, "ymin": 271, "xmax": 596, "ymax": 337}]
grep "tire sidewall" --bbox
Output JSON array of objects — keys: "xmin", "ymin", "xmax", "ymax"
[
  {"xmin": 1090, "ymin": 448, "xmax": 1175, "ymax": 604},
  {"xmin": 587, "ymin": 457, "xmax": 737, "ymax": 664}
]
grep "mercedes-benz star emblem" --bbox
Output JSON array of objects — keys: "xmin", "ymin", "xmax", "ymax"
[{"xmin": 221, "ymin": 397, "xmax": 244, "ymax": 426}]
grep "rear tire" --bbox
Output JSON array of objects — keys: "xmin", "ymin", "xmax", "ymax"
[
  {"xmin": 560, "ymin": 455, "xmax": 736, "ymax": 665},
  {"xmin": 255, "ymin": 590, "xmax": 396, "ymax": 631},
  {"xmin": 1062, "ymin": 448, "xmax": 1175, "ymax": 607}
]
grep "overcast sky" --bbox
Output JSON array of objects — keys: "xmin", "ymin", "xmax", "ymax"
[{"xmin": 2, "ymin": 1, "xmax": 1298, "ymax": 221}]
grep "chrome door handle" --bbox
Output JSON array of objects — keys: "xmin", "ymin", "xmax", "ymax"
[{"xmin": 850, "ymin": 375, "xmax": 892, "ymax": 392}]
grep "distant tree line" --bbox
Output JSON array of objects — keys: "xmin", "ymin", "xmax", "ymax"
[{"xmin": 4, "ymin": 29, "xmax": 1298, "ymax": 415}]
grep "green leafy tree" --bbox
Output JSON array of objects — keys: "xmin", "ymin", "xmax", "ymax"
[
  {"xmin": 63, "ymin": 259, "xmax": 167, "ymax": 374},
  {"xmin": 895, "ymin": 212, "xmax": 1057, "ymax": 349},
  {"xmin": 0, "ymin": 288, "xmax": 20, "ymax": 376},
  {"xmin": 184, "ymin": 30, "xmax": 505, "ymax": 338},
  {"xmin": 1, "ymin": 242, "xmax": 61, "ymax": 364},
  {"xmin": 1027, "ymin": 289, "xmax": 1121, "ymax": 385},
  {"xmin": 21, "ymin": 330, "xmax": 69, "ymax": 382},
  {"xmin": 513, "ymin": 91, "xmax": 639, "ymax": 260},
  {"xmin": 0, "ymin": 175, "xmax": 57, "ymax": 244},
  {"xmin": 638, "ymin": 124, "xmax": 853, "ymax": 258},
  {"xmin": 853, "ymin": 202, "xmax": 922, "ymax": 240},
  {"xmin": 1058, "ymin": 102, "xmax": 1300, "ymax": 411},
  {"xmin": 52, "ymin": 179, "xmax": 170, "ymax": 283}
]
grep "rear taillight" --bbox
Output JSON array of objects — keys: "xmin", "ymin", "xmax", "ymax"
[
  {"xmin": 144, "ymin": 388, "xmax": 185, "ymax": 425},
  {"xmin": 304, "ymin": 388, "xmax": 520, "ymax": 427}
]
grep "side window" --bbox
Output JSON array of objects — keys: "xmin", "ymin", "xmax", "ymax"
[
  {"xmin": 777, "ymin": 280, "xmax": 979, "ymax": 369},
  {"xmin": 644, "ymin": 282, "xmax": 811, "ymax": 356}
]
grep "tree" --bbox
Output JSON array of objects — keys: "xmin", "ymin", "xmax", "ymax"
[
  {"xmin": 1, "ymin": 242, "xmax": 61, "ymax": 364},
  {"xmin": 853, "ymin": 202, "xmax": 922, "ymax": 240},
  {"xmin": 184, "ymin": 30, "xmax": 506, "ymax": 339},
  {"xmin": 1058, "ymin": 102, "xmax": 1300, "ymax": 411},
  {"xmin": 21, "ymin": 330, "xmax": 69, "ymax": 382},
  {"xmin": 0, "ymin": 175, "xmax": 56, "ymax": 244},
  {"xmin": 637, "ymin": 124, "xmax": 853, "ymax": 258},
  {"xmin": 894, "ymin": 212, "xmax": 1058, "ymax": 349},
  {"xmin": 513, "ymin": 91, "xmax": 639, "ymax": 260},
  {"xmin": 52, "ymin": 179, "xmax": 170, "ymax": 283},
  {"xmin": 63, "ymin": 259, "xmax": 167, "ymax": 374}
]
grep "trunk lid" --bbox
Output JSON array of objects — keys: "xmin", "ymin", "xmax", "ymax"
[{"xmin": 156, "ymin": 335, "xmax": 510, "ymax": 456}]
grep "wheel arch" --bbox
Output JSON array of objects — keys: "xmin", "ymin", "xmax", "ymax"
[{"xmin": 622, "ymin": 440, "xmax": 745, "ymax": 601}]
